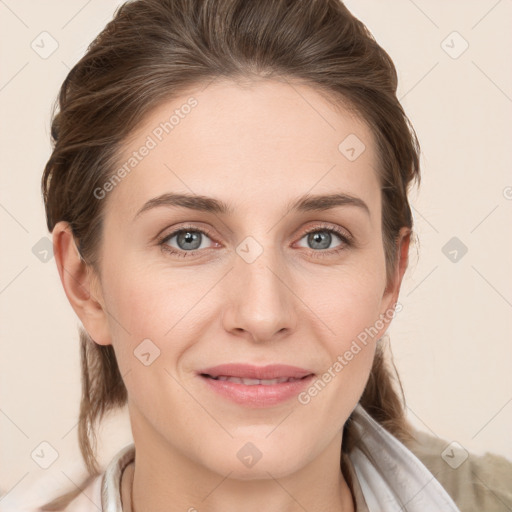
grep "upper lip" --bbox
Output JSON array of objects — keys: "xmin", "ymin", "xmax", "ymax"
[{"xmin": 199, "ymin": 364, "xmax": 315, "ymax": 380}]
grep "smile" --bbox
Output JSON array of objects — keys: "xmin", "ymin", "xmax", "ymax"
[
  {"xmin": 205, "ymin": 375, "xmax": 306, "ymax": 385},
  {"xmin": 197, "ymin": 364, "xmax": 315, "ymax": 407}
]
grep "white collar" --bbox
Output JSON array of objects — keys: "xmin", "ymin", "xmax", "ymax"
[
  {"xmin": 348, "ymin": 405, "xmax": 460, "ymax": 511},
  {"xmin": 100, "ymin": 405, "xmax": 460, "ymax": 511}
]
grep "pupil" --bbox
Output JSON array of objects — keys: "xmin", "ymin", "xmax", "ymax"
[
  {"xmin": 309, "ymin": 231, "xmax": 331, "ymax": 250},
  {"xmin": 178, "ymin": 231, "xmax": 201, "ymax": 250}
]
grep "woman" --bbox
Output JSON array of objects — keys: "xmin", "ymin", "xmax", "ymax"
[{"xmin": 38, "ymin": 0, "xmax": 510, "ymax": 510}]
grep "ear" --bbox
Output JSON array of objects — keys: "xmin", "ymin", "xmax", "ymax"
[
  {"xmin": 52, "ymin": 221, "xmax": 112, "ymax": 346},
  {"xmin": 380, "ymin": 226, "xmax": 411, "ymax": 317}
]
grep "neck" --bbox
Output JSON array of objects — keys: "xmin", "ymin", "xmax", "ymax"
[
  {"xmin": 125, "ymin": 410, "xmax": 354, "ymax": 512},
  {"xmin": 129, "ymin": 457, "xmax": 354, "ymax": 512}
]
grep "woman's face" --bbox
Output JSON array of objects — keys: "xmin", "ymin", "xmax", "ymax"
[{"xmin": 71, "ymin": 79, "xmax": 407, "ymax": 479}]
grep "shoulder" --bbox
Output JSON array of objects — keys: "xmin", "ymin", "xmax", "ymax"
[
  {"xmin": 26, "ymin": 474, "xmax": 103, "ymax": 512},
  {"xmin": 406, "ymin": 429, "xmax": 512, "ymax": 512},
  {"xmin": 0, "ymin": 472, "xmax": 102, "ymax": 512},
  {"xmin": 60, "ymin": 474, "xmax": 102, "ymax": 512},
  {"xmin": 35, "ymin": 443, "xmax": 134, "ymax": 511}
]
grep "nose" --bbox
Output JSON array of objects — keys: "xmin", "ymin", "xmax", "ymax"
[{"xmin": 221, "ymin": 246, "xmax": 298, "ymax": 343}]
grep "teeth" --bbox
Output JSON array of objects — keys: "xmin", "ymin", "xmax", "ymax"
[{"xmin": 211, "ymin": 375, "xmax": 301, "ymax": 385}]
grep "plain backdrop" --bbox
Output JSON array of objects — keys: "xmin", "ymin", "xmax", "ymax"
[{"xmin": 1, "ymin": 0, "xmax": 511, "ymax": 506}]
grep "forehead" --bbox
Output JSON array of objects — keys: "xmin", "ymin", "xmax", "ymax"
[{"xmin": 105, "ymin": 78, "xmax": 381, "ymax": 220}]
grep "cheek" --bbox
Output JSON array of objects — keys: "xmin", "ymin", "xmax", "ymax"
[
  {"xmin": 301, "ymin": 259, "xmax": 386, "ymax": 392},
  {"xmin": 102, "ymin": 257, "xmax": 209, "ymax": 339},
  {"xmin": 102, "ymin": 267, "xmax": 204, "ymax": 421},
  {"xmin": 296, "ymin": 279, "xmax": 381, "ymax": 430},
  {"xmin": 100, "ymin": 258, "xmax": 224, "ymax": 406},
  {"xmin": 307, "ymin": 260, "xmax": 387, "ymax": 343},
  {"xmin": 322, "ymin": 284, "xmax": 379, "ymax": 392}
]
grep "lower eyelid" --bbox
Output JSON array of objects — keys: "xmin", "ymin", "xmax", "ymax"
[
  {"xmin": 159, "ymin": 226, "xmax": 351, "ymax": 255},
  {"xmin": 297, "ymin": 229, "xmax": 350, "ymax": 245},
  {"xmin": 162, "ymin": 230, "xmax": 215, "ymax": 249}
]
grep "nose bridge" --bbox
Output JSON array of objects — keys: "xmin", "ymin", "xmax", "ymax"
[{"xmin": 223, "ymin": 239, "xmax": 297, "ymax": 340}]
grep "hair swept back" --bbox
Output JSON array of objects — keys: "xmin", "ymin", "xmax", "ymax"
[{"xmin": 41, "ymin": 0, "xmax": 419, "ymax": 508}]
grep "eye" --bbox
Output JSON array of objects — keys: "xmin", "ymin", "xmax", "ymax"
[
  {"xmin": 296, "ymin": 227, "xmax": 351, "ymax": 252},
  {"xmin": 159, "ymin": 228, "xmax": 217, "ymax": 256},
  {"xmin": 157, "ymin": 224, "xmax": 352, "ymax": 258}
]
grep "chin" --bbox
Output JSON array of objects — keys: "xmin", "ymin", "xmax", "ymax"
[
  {"xmin": 222, "ymin": 460, "xmax": 302, "ymax": 481},
  {"xmin": 201, "ymin": 441, "xmax": 308, "ymax": 481}
]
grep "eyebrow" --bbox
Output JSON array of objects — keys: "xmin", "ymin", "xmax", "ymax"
[
  {"xmin": 288, "ymin": 192, "xmax": 370, "ymax": 217},
  {"xmin": 133, "ymin": 192, "xmax": 370, "ymax": 220}
]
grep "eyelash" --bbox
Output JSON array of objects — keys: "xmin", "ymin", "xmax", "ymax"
[{"xmin": 157, "ymin": 223, "xmax": 353, "ymax": 259}]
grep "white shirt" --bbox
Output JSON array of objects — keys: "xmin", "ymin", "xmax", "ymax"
[{"xmin": 31, "ymin": 405, "xmax": 463, "ymax": 511}]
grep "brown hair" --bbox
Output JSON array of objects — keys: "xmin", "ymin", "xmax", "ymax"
[{"xmin": 41, "ymin": 0, "xmax": 419, "ymax": 507}]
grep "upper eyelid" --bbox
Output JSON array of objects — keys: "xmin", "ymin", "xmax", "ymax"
[
  {"xmin": 301, "ymin": 223, "xmax": 351, "ymax": 237},
  {"xmin": 160, "ymin": 223, "xmax": 351, "ymax": 249},
  {"xmin": 294, "ymin": 227, "xmax": 352, "ymax": 250}
]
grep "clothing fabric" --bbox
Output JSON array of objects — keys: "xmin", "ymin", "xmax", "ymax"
[
  {"xmin": 51, "ymin": 404, "xmax": 469, "ymax": 511},
  {"xmin": 349, "ymin": 406, "xmax": 460, "ymax": 511}
]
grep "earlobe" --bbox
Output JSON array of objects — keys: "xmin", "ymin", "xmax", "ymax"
[
  {"xmin": 52, "ymin": 221, "xmax": 112, "ymax": 346},
  {"xmin": 382, "ymin": 227, "xmax": 412, "ymax": 315}
]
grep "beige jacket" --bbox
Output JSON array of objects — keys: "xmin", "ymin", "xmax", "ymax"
[
  {"xmin": 21, "ymin": 406, "xmax": 512, "ymax": 511},
  {"xmin": 406, "ymin": 429, "xmax": 512, "ymax": 511}
]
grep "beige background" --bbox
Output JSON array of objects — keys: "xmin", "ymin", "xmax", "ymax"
[{"xmin": 1, "ymin": 0, "xmax": 511, "ymax": 507}]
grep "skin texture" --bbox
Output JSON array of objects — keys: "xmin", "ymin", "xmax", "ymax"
[{"xmin": 53, "ymin": 78, "xmax": 410, "ymax": 512}]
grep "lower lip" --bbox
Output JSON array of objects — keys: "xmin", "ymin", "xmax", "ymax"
[{"xmin": 199, "ymin": 374, "xmax": 315, "ymax": 407}]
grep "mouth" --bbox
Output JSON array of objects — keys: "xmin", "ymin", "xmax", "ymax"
[
  {"xmin": 201, "ymin": 375, "xmax": 309, "ymax": 385},
  {"xmin": 197, "ymin": 364, "xmax": 315, "ymax": 407},
  {"xmin": 198, "ymin": 363, "xmax": 315, "ymax": 381}
]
